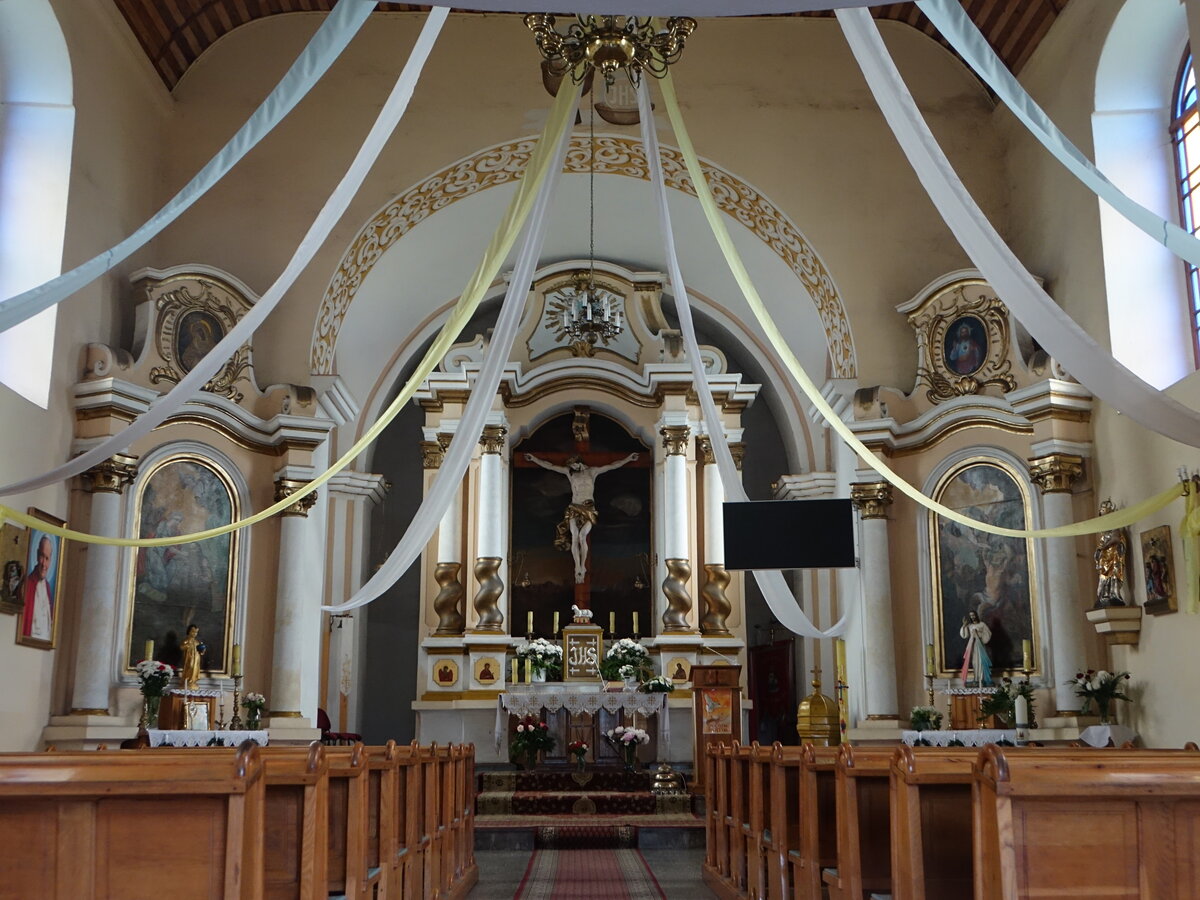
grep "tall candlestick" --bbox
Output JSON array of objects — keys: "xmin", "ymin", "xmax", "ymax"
[
  {"xmin": 925, "ymin": 643, "xmax": 934, "ymax": 676},
  {"xmin": 609, "ymin": 611, "xmax": 615, "ymax": 635},
  {"xmin": 835, "ymin": 639, "xmax": 847, "ymax": 680},
  {"xmin": 524, "ymin": 658, "xmax": 532, "ymax": 683},
  {"xmin": 511, "ymin": 659, "xmax": 518, "ymax": 683},
  {"xmin": 1021, "ymin": 639, "xmax": 1031, "ymax": 671},
  {"xmin": 632, "ymin": 611, "xmax": 639, "ymax": 635},
  {"xmin": 527, "ymin": 610, "xmax": 534, "ymax": 635},
  {"xmin": 144, "ymin": 639, "xmax": 154, "ymax": 662},
  {"xmin": 231, "ymin": 643, "xmax": 242, "ymax": 677},
  {"xmin": 553, "ymin": 612, "xmax": 560, "ymax": 635}
]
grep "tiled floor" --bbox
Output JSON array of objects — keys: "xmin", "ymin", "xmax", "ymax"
[{"xmin": 470, "ymin": 848, "xmax": 716, "ymax": 899}]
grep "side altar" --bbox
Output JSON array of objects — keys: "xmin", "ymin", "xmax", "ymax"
[{"xmin": 409, "ymin": 262, "xmax": 753, "ymax": 763}]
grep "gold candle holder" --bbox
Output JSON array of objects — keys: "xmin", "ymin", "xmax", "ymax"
[
  {"xmin": 229, "ymin": 675, "xmax": 244, "ymax": 730},
  {"xmin": 925, "ymin": 672, "xmax": 936, "ymax": 710}
]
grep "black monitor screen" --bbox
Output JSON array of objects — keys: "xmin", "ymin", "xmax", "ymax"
[{"xmin": 722, "ymin": 499, "xmax": 856, "ymax": 570}]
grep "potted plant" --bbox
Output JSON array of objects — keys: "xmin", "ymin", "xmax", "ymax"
[
  {"xmin": 135, "ymin": 659, "xmax": 174, "ymax": 728},
  {"xmin": 639, "ymin": 674, "xmax": 675, "ymax": 694},
  {"xmin": 604, "ymin": 724, "xmax": 651, "ymax": 771},
  {"xmin": 509, "ymin": 715, "xmax": 554, "ymax": 769},
  {"xmin": 978, "ymin": 678, "xmax": 1038, "ymax": 728},
  {"xmin": 241, "ymin": 691, "xmax": 266, "ymax": 729},
  {"xmin": 1068, "ymin": 669, "xmax": 1131, "ymax": 724},
  {"xmin": 909, "ymin": 705, "xmax": 943, "ymax": 732},
  {"xmin": 600, "ymin": 638, "xmax": 651, "ymax": 686},
  {"xmin": 567, "ymin": 739, "xmax": 589, "ymax": 774},
  {"xmin": 515, "ymin": 638, "xmax": 563, "ymax": 682}
]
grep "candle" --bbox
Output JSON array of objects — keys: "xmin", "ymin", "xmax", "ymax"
[
  {"xmin": 527, "ymin": 610, "xmax": 534, "ymax": 635},
  {"xmin": 553, "ymin": 612, "xmax": 560, "ymax": 635},
  {"xmin": 835, "ymin": 639, "xmax": 847, "ymax": 680},
  {"xmin": 144, "ymin": 639, "xmax": 154, "ymax": 662},
  {"xmin": 1014, "ymin": 693, "xmax": 1029, "ymax": 727},
  {"xmin": 231, "ymin": 643, "xmax": 242, "ymax": 677},
  {"xmin": 632, "ymin": 611, "xmax": 639, "ymax": 635},
  {"xmin": 1022, "ymin": 639, "xmax": 1032, "ymax": 671},
  {"xmin": 511, "ymin": 659, "xmax": 518, "ymax": 683},
  {"xmin": 925, "ymin": 643, "xmax": 934, "ymax": 676},
  {"xmin": 524, "ymin": 658, "xmax": 532, "ymax": 683},
  {"xmin": 609, "ymin": 611, "xmax": 615, "ymax": 635}
]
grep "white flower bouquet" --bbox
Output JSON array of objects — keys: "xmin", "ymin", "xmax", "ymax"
[
  {"xmin": 135, "ymin": 659, "xmax": 174, "ymax": 697},
  {"xmin": 601, "ymin": 638, "xmax": 650, "ymax": 681},
  {"xmin": 516, "ymin": 637, "xmax": 563, "ymax": 678}
]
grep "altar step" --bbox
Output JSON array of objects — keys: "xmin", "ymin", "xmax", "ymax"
[
  {"xmin": 478, "ymin": 768, "xmax": 654, "ymax": 794},
  {"xmin": 477, "ymin": 787, "xmax": 692, "ymax": 816}
]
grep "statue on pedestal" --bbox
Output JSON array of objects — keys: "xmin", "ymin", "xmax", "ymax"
[
  {"xmin": 959, "ymin": 610, "xmax": 992, "ymax": 687},
  {"xmin": 524, "ymin": 452, "xmax": 638, "ymax": 583},
  {"xmin": 1094, "ymin": 499, "xmax": 1128, "ymax": 608},
  {"xmin": 179, "ymin": 624, "xmax": 207, "ymax": 690}
]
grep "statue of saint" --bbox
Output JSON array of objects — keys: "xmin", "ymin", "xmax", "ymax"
[
  {"xmin": 524, "ymin": 452, "xmax": 639, "ymax": 583},
  {"xmin": 959, "ymin": 610, "xmax": 992, "ymax": 687},
  {"xmin": 179, "ymin": 624, "xmax": 207, "ymax": 690},
  {"xmin": 1094, "ymin": 499, "xmax": 1128, "ymax": 608}
]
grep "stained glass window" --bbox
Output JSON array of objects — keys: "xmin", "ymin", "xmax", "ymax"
[{"xmin": 1172, "ymin": 50, "xmax": 1200, "ymax": 362}]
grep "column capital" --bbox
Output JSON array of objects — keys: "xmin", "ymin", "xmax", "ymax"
[
  {"xmin": 729, "ymin": 442, "xmax": 745, "ymax": 470},
  {"xmin": 274, "ymin": 478, "xmax": 317, "ymax": 517},
  {"xmin": 850, "ymin": 481, "xmax": 893, "ymax": 519},
  {"xmin": 696, "ymin": 436, "xmax": 713, "ymax": 465},
  {"xmin": 420, "ymin": 440, "xmax": 444, "ymax": 469},
  {"xmin": 81, "ymin": 454, "xmax": 138, "ymax": 494},
  {"xmin": 660, "ymin": 425, "xmax": 691, "ymax": 456},
  {"xmin": 1028, "ymin": 454, "xmax": 1084, "ymax": 494},
  {"xmin": 479, "ymin": 425, "xmax": 507, "ymax": 455}
]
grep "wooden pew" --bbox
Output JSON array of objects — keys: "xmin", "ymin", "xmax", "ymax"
[
  {"xmin": 325, "ymin": 743, "xmax": 369, "ymax": 900},
  {"xmin": 745, "ymin": 742, "xmax": 775, "ymax": 900},
  {"xmin": 824, "ymin": 744, "xmax": 893, "ymax": 900},
  {"xmin": 445, "ymin": 742, "xmax": 479, "ymax": 898},
  {"xmin": 795, "ymin": 744, "xmax": 839, "ymax": 900},
  {"xmin": 365, "ymin": 742, "xmax": 399, "ymax": 899},
  {"xmin": 974, "ymin": 746, "xmax": 1200, "ymax": 900},
  {"xmin": 767, "ymin": 744, "xmax": 803, "ymax": 900},
  {"xmin": 0, "ymin": 742, "xmax": 265, "ymax": 899}
]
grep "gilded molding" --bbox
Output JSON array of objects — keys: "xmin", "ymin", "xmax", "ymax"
[
  {"xmin": 310, "ymin": 135, "xmax": 856, "ymax": 378},
  {"xmin": 420, "ymin": 440, "xmax": 444, "ymax": 469},
  {"xmin": 700, "ymin": 563, "xmax": 732, "ymax": 636},
  {"xmin": 1028, "ymin": 454, "xmax": 1084, "ymax": 494},
  {"xmin": 661, "ymin": 557, "xmax": 694, "ymax": 633},
  {"xmin": 479, "ymin": 425, "xmax": 507, "ymax": 455},
  {"xmin": 471, "ymin": 556, "xmax": 505, "ymax": 632},
  {"xmin": 82, "ymin": 454, "xmax": 138, "ymax": 494},
  {"xmin": 572, "ymin": 406, "xmax": 591, "ymax": 443},
  {"xmin": 661, "ymin": 425, "xmax": 691, "ymax": 456},
  {"xmin": 274, "ymin": 478, "xmax": 317, "ymax": 517},
  {"xmin": 696, "ymin": 436, "xmax": 714, "ymax": 465},
  {"xmin": 729, "ymin": 442, "xmax": 745, "ymax": 470},
  {"xmin": 432, "ymin": 561, "xmax": 466, "ymax": 636},
  {"xmin": 850, "ymin": 481, "xmax": 893, "ymax": 519}
]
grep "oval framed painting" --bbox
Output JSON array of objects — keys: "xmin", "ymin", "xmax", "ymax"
[
  {"xmin": 942, "ymin": 315, "xmax": 988, "ymax": 376},
  {"xmin": 175, "ymin": 310, "xmax": 226, "ymax": 374}
]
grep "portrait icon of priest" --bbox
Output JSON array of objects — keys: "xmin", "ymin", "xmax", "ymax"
[{"xmin": 19, "ymin": 530, "xmax": 61, "ymax": 647}]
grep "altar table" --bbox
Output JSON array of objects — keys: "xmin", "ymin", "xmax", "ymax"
[
  {"xmin": 147, "ymin": 729, "xmax": 269, "ymax": 748},
  {"xmin": 496, "ymin": 683, "xmax": 669, "ymax": 752},
  {"xmin": 901, "ymin": 728, "xmax": 1016, "ymax": 747}
]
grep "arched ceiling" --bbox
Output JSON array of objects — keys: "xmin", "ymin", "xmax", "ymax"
[{"xmin": 112, "ymin": 1, "xmax": 1070, "ymax": 91}]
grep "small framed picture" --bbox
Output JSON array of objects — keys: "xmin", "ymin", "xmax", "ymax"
[
  {"xmin": 0, "ymin": 521, "xmax": 30, "ymax": 616},
  {"xmin": 1139, "ymin": 524, "xmax": 1177, "ymax": 615},
  {"xmin": 16, "ymin": 509, "xmax": 66, "ymax": 650}
]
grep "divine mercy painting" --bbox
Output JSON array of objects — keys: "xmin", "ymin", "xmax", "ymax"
[
  {"xmin": 127, "ymin": 458, "xmax": 237, "ymax": 673},
  {"xmin": 933, "ymin": 461, "xmax": 1037, "ymax": 676}
]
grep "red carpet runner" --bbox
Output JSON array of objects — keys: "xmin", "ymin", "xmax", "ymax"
[{"xmin": 514, "ymin": 849, "xmax": 666, "ymax": 899}]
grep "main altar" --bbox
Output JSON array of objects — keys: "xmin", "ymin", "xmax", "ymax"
[{"xmin": 409, "ymin": 261, "xmax": 754, "ymax": 762}]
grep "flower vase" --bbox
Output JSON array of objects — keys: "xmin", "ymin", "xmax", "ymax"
[
  {"xmin": 246, "ymin": 710, "xmax": 261, "ymax": 730},
  {"xmin": 532, "ymin": 669, "xmax": 547, "ymax": 684},
  {"xmin": 142, "ymin": 694, "xmax": 161, "ymax": 729},
  {"xmin": 575, "ymin": 755, "xmax": 586, "ymax": 776},
  {"xmin": 1096, "ymin": 698, "xmax": 1112, "ymax": 725},
  {"xmin": 623, "ymin": 746, "xmax": 640, "ymax": 773},
  {"xmin": 623, "ymin": 677, "xmax": 639, "ymax": 692}
]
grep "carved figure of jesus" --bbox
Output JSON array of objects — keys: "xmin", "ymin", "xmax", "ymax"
[{"xmin": 524, "ymin": 452, "xmax": 639, "ymax": 583}]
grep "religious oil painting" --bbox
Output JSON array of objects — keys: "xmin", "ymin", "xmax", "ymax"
[
  {"xmin": 0, "ymin": 521, "xmax": 29, "ymax": 616},
  {"xmin": 700, "ymin": 688, "xmax": 734, "ymax": 735},
  {"xmin": 128, "ymin": 457, "xmax": 237, "ymax": 674},
  {"xmin": 174, "ymin": 309, "xmax": 225, "ymax": 374},
  {"xmin": 932, "ymin": 461, "xmax": 1037, "ymax": 677},
  {"xmin": 943, "ymin": 315, "xmax": 987, "ymax": 376},
  {"xmin": 1139, "ymin": 524, "xmax": 1177, "ymax": 614},
  {"xmin": 15, "ymin": 510, "xmax": 66, "ymax": 650}
]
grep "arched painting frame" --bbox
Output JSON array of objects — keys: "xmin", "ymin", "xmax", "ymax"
[
  {"xmin": 930, "ymin": 458, "xmax": 1041, "ymax": 677},
  {"xmin": 124, "ymin": 455, "xmax": 240, "ymax": 677}
]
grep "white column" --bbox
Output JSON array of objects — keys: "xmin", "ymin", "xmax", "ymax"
[
  {"xmin": 70, "ymin": 455, "xmax": 138, "ymax": 714},
  {"xmin": 660, "ymin": 423, "xmax": 694, "ymax": 633},
  {"xmin": 471, "ymin": 423, "xmax": 507, "ymax": 632},
  {"xmin": 269, "ymin": 477, "xmax": 318, "ymax": 720},
  {"xmin": 850, "ymin": 482, "xmax": 899, "ymax": 720},
  {"xmin": 1030, "ymin": 455, "xmax": 1087, "ymax": 714},
  {"xmin": 702, "ymin": 444, "xmax": 725, "ymax": 566}
]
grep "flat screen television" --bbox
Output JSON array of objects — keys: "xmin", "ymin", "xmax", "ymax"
[{"xmin": 722, "ymin": 499, "xmax": 856, "ymax": 570}]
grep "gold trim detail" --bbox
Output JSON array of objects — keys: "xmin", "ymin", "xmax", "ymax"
[
  {"xmin": 700, "ymin": 564, "xmax": 732, "ymax": 636},
  {"xmin": 479, "ymin": 425, "xmax": 507, "ymax": 455},
  {"xmin": 432, "ymin": 561, "xmax": 466, "ymax": 635},
  {"xmin": 421, "ymin": 440, "xmax": 444, "ymax": 469},
  {"xmin": 268, "ymin": 710, "xmax": 304, "ymax": 718},
  {"xmin": 864, "ymin": 714, "xmax": 900, "ymax": 721},
  {"xmin": 69, "ymin": 708, "xmax": 110, "ymax": 716},
  {"xmin": 661, "ymin": 557, "xmax": 694, "ymax": 632},
  {"xmin": 729, "ymin": 443, "xmax": 745, "ymax": 471},
  {"xmin": 661, "ymin": 425, "xmax": 690, "ymax": 456},
  {"xmin": 850, "ymin": 482, "xmax": 893, "ymax": 519},
  {"xmin": 310, "ymin": 135, "xmax": 855, "ymax": 378},
  {"xmin": 82, "ymin": 454, "xmax": 139, "ymax": 495},
  {"xmin": 696, "ymin": 436, "xmax": 714, "ymax": 465},
  {"xmin": 274, "ymin": 478, "xmax": 317, "ymax": 517},
  {"xmin": 910, "ymin": 280, "xmax": 1017, "ymax": 403},
  {"xmin": 572, "ymin": 406, "xmax": 591, "ymax": 443},
  {"xmin": 471, "ymin": 556, "xmax": 505, "ymax": 631},
  {"xmin": 1028, "ymin": 454, "xmax": 1084, "ymax": 494},
  {"xmin": 501, "ymin": 376, "xmax": 663, "ymax": 409}
]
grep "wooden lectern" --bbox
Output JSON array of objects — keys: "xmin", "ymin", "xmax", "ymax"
[{"xmin": 691, "ymin": 664, "xmax": 742, "ymax": 790}]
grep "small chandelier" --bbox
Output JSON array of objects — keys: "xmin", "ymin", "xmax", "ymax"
[
  {"xmin": 524, "ymin": 14, "xmax": 697, "ymax": 87},
  {"xmin": 560, "ymin": 271, "xmax": 622, "ymax": 348}
]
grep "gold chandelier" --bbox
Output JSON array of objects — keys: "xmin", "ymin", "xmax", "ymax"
[{"xmin": 524, "ymin": 14, "xmax": 697, "ymax": 87}]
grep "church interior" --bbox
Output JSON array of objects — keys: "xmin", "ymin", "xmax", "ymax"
[{"xmin": 3, "ymin": 0, "xmax": 1200, "ymax": 897}]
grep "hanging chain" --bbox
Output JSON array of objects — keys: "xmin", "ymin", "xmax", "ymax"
[{"xmin": 588, "ymin": 97, "xmax": 596, "ymax": 289}]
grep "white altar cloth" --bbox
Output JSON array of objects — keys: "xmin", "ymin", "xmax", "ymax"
[
  {"xmin": 148, "ymin": 729, "xmax": 269, "ymax": 748},
  {"xmin": 496, "ymin": 684, "xmax": 669, "ymax": 751},
  {"xmin": 1078, "ymin": 724, "xmax": 1138, "ymax": 748},
  {"xmin": 901, "ymin": 728, "xmax": 1016, "ymax": 747}
]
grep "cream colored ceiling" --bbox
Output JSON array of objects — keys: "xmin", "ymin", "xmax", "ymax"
[{"xmin": 112, "ymin": 1, "xmax": 1070, "ymax": 91}]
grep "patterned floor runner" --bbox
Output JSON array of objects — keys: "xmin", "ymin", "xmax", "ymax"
[{"xmin": 514, "ymin": 848, "xmax": 666, "ymax": 899}]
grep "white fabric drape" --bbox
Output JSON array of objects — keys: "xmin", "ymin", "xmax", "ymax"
[
  {"xmin": 916, "ymin": 0, "xmax": 1200, "ymax": 270},
  {"xmin": 0, "ymin": 8, "xmax": 448, "ymax": 496},
  {"xmin": 836, "ymin": 7, "xmax": 1200, "ymax": 450},
  {"xmin": 637, "ymin": 81, "xmax": 854, "ymax": 639},
  {"xmin": 322, "ymin": 83, "xmax": 583, "ymax": 613},
  {"xmin": 0, "ymin": 0, "xmax": 376, "ymax": 333}
]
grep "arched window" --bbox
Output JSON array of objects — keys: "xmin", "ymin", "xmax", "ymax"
[{"xmin": 1172, "ymin": 49, "xmax": 1200, "ymax": 362}]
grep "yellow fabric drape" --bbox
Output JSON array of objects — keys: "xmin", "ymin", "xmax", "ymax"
[
  {"xmin": 0, "ymin": 78, "xmax": 580, "ymax": 549},
  {"xmin": 1181, "ymin": 487, "xmax": 1200, "ymax": 614},
  {"xmin": 656, "ymin": 68, "xmax": 1183, "ymax": 541}
]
